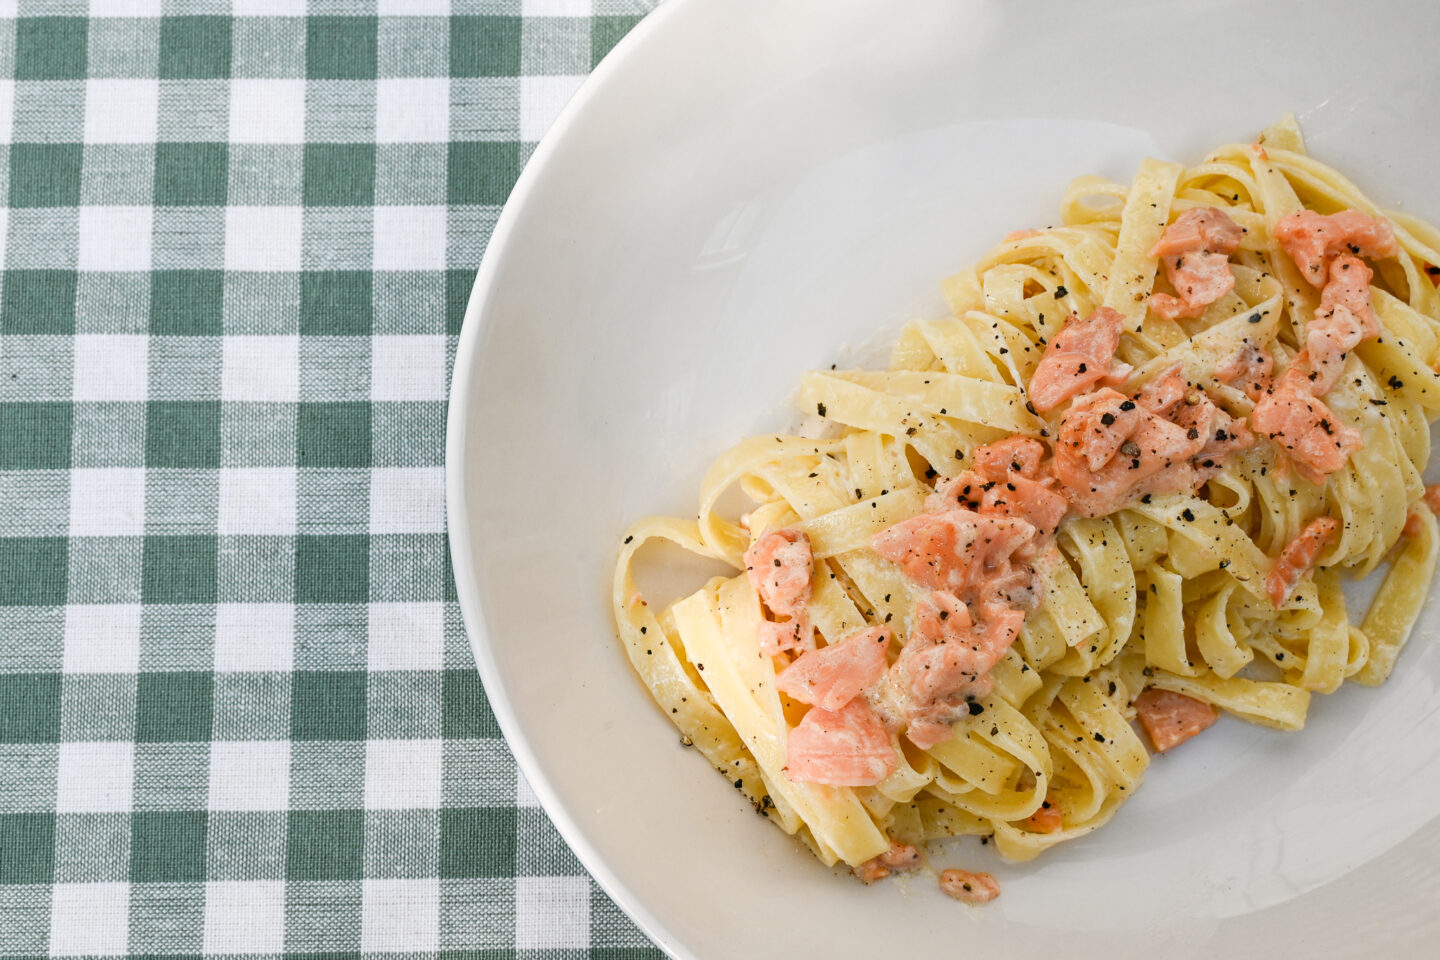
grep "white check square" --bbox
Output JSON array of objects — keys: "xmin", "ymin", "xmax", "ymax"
[
  {"xmin": 515, "ymin": 876, "xmax": 591, "ymax": 949},
  {"xmin": 78, "ymin": 206, "xmax": 154, "ymax": 272},
  {"xmin": 520, "ymin": 75, "xmax": 586, "ymax": 142},
  {"xmin": 372, "ymin": 206, "xmax": 448, "ymax": 271},
  {"xmin": 73, "ymin": 334, "xmax": 149, "ymax": 402},
  {"xmin": 370, "ymin": 335, "xmax": 447, "ymax": 402},
  {"xmin": 218, "ymin": 468, "xmax": 297, "ymax": 536},
  {"xmin": 0, "ymin": 80, "xmax": 13, "ymax": 144},
  {"xmin": 230, "ymin": 0, "xmax": 306, "ymax": 13},
  {"xmin": 376, "ymin": 79, "xmax": 450, "ymax": 144},
  {"xmin": 84, "ymin": 78, "xmax": 159, "ymax": 142},
  {"xmin": 368, "ymin": 601, "xmax": 445, "ymax": 671},
  {"xmin": 90, "ymin": 0, "xmax": 162, "ymax": 15},
  {"xmin": 56, "ymin": 742, "xmax": 134, "ymax": 813},
  {"xmin": 49, "ymin": 882, "xmax": 130, "ymax": 955},
  {"xmin": 203, "ymin": 881, "xmax": 286, "ymax": 954},
  {"xmin": 63, "ymin": 604, "xmax": 142, "ymax": 674},
  {"xmin": 226, "ymin": 207, "xmax": 303, "ymax": 272},
  {"xmin": 364, "ymin": 738, "xmax": 442, "ymax": 810},
  {"xmin": 69, "ymin": 468, "xmax": 146, "ymax": 537},
  {"xmin": 378, "ymin": 0, "xmax": 447, "ymax": 13},
  {"xmin": 214, "ymin": 603, "xmax": 294, "ymax": 673},
  {"xmin": 222, "ymin": 335, "xmax": 300, "ymax": 403},
  {"xmin": 523, "ymin": 0, "xmax": 592, "ymax": 13},
  {"xmin": 516, "ymin": 769, "xmax": 542, "ymax": 808},
  {"xmin": 370, "ymin": 467, "xmax": 445, "ymax": 534},
  {"xmin": 229, "ymin": 79, "xmax": 306, "ymax": 145},
  {"xmin": 209, "ymin": 741, "xmax": 291, "ymax": 811},
  {"xmin": 362, "ymin": 879, "xmax": 440, "ymax": 952}
]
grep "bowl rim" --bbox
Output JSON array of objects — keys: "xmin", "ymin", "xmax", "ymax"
[{"xmin": 445, "ymin": 2, "xmax": 699, "ymax": 956}]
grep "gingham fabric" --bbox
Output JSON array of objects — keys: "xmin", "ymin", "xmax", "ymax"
[{"xmin": 0, "ymin": 2, "xmax": 662, "ymax": 957}]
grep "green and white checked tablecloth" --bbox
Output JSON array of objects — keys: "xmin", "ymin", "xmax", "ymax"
[{"xmin": 0, "ymin": 2, "xmax": 662, "ymax": 957}]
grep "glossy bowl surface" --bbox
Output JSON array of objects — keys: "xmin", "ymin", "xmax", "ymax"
[{"xmin": 447, "ymin": 2, "xmax": 1440, "ymax": 955}]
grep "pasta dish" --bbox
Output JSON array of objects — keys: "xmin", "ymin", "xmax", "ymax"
[{"xmin": 611, "ymin": 117, "xmax": 1440, "ymax": 901}]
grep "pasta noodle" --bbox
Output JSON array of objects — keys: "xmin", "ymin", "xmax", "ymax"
[{"xmin": 612, "ymin": 117, "xmax": 1440, "ymax": 874}]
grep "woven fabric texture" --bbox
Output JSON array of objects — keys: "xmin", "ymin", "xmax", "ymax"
[{"xmin": 0, "ymin": 3, "xmax": 662, "ymax": 957}]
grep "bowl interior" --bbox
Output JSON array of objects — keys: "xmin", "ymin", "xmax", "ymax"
[{"xmin": 447, "ymin": 1, "xmax": 1440, "ymax": 956}]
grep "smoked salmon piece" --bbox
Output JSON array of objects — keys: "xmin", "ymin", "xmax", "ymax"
[
  {"xmin": 1405, "ymin": 486, "xmax": 1440, "ymax": 537},
  {"xmin": 930, "ymin": 438, "xmax": 1068, "ymax": 536},
  {"xmin": 894, "ymin": 593, "xmax": 1019, "ymax": 749},
  {"xmin": 776, "ymin": 626, "xmax": 890, "ymax": 711},
  {"xmin": 1215, "ymin": 342, "xmax": 1274, "ymax": 401},
  {"xmin": 757, "ymin": 617, "xmax": 812, "ymax": 657},
  {"xmin": 928, "ymin": 470, "xmax": 1067, "ymax": 538},
  {"xmin": 854, "ymin": 842, "xmax": 922, "ymax": 883},
  {"xmin": 871, "ymin": 509, "xmax": 1036, "ymax": 597},
  {"xmin": 1147, "ymin": 207, "xmax": 1245, "ymax": 321},
  {"xmin": 972, "ymin": 436, "xmax": 1049, "ymax": 481},
  {"xmin": 1134, "ymin": 688, "xmax": 1219, "ymax": 752},
  {"xmin": 1251, "ymin": 358, "xmax": 1363, "ymax": 486},
  {"xmin": 979, "ymin": 473, "xmax": 1069, "ymax": 538},
  {"xmin": 745, "ymin": 528, "xmax": 812, "ymax": 619},
  {"xmin": 939, "ymin": 869, "xmax": 1000, "ymax": 904},
  {"xmin": 1021, "ymin": 800, "xmax": 1063, "ymax": 834},
  {"xmin": 1306, "ymin": 255, "xmax": 1379, "ymax": 393},
  {"xmin": 1050, "ymin": 362, "xmax": 1254, "ymax": 516},
  {"xmin": 1273, "ymin": 209, "xmax": 1397, "ymax": 285},
  {"xmin": 1028, "ymin": 306, "xmax": 1126, "ymax": 412},
  {"xmin": 1265, "ymin": 515, "xmax": 1339, "ymax": 607},
  {"xmin": 785, "ymin": 698, "xmax": 897, "ymax": 787},
  {"xmin": 902, "ymin": 593, "xmax": 1020, "ymax": 700}
]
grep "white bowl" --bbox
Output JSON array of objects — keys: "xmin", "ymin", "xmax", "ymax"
[{"xmin": 446, "ymin": 1, "xmax": 1440, "ymax": 956}]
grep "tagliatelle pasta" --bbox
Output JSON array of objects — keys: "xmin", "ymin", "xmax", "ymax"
[{"xmin": 611, "ymin": 117, "xmax": 1440, "ymax": 879}]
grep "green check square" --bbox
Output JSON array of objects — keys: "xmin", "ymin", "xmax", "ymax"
[
  {"xmin": 365, "ymin": 809, "xmax": 439, "ymax": 878},
  {"xmin": 131, "ymin": 810, "xmax": 208, "ymax": 882},
  {"xmin": 0, "ymin": 674, "xmax": 61, "ymax": 742},
  {"xmin": 54, "ymin": 812, "xmax": 130, "ymax": 883},
  {"xmin": 158, "ymin": 16, "xmax": 232, "ymax": 79},
  {"xmin": 442, "ymin": 668, "xmax": 500, "ymax": 739},
  {"xmin": 297, "ymin": 403, "xmax": 371, "ymax": 467},
  {"xmin": 2, "ymin": 271, "xmax": 78, "ymax": 335},
  {"xmin": 135, "ymin": 671, "xmax": 214, "ymax": 742},
  {"xmin": 439, "ymin": 807, "xmax": 515, "ymax": 878},
  {"xmin": 207, "ymin": 811, "xmax": 286, "ymax": 882},
  {"xmin": 295, "ymin": 534, "xmax": 369, "ymax": 603},
  {"xmin": 450, "ymin": 16, "xmax": 520, "ymax": 77},
  {"xmin": 593, "ymin": 15, "xmax": 646, "ymax": 68},
  {"xmin": 129, "ymin": 882, "xmax": 205, "ymax": 953},
  {"xmin": 307, "ymin": 16, "xmax": 379, "ymax": 80},
  {"xmin": 290, "ymin": 670, "xmax": 367, "ymax": 740},
  {"xmin": 154, "ymin": 142, "xmax": 229, "ymax": 206},
  {"xmin": 141, "ymin": 535, "xmax": 218, "ymax": 604},
  {"xmin": 151, "ymin": 271, "xmax": 224, "ymax": 336},
  {"xmin": 443, "ymin": 534, "xmax": 458, "ymax": 602},
  {"xmin": 300, "ymin": 271, "xmax": 372, "ymax": 336},
  {"xmin": 447, "ymin": 141, "xmax": 520, "ymax": 206},
  {"xmin": 0, "ymin": 539, "xmax": 68, "ymax": 607},
  {"xmin": 302, "ymin": 144, "xmax": 376, "ymax": 207},
  {"xmin": 287, "ymin": 809, "xmax": 364, "ymax": 880},
  {"xmin": 146, "ymin": 401, "xmax": 221, "ymax": 468},
  {"xmin": 0, "ymin": 403, "xmax": 72, "ymax": 469},
  {"xmin": 0, "ymin": 813, "xmax": 55, "ymax": 883},
  {"xmin": 9, "ymin": 144, "xmax": 82, "ymax": 209},
  {"xmin": 446, "ymin": 269, "xmax": 474, "ymax": 336},
  {"xmin": 15, "ymin": 17, "xmax": 87, "ymax": 81},
  {"xmin": 87, "ymin": 18, "xmax": 161, "ymax": 79}
]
